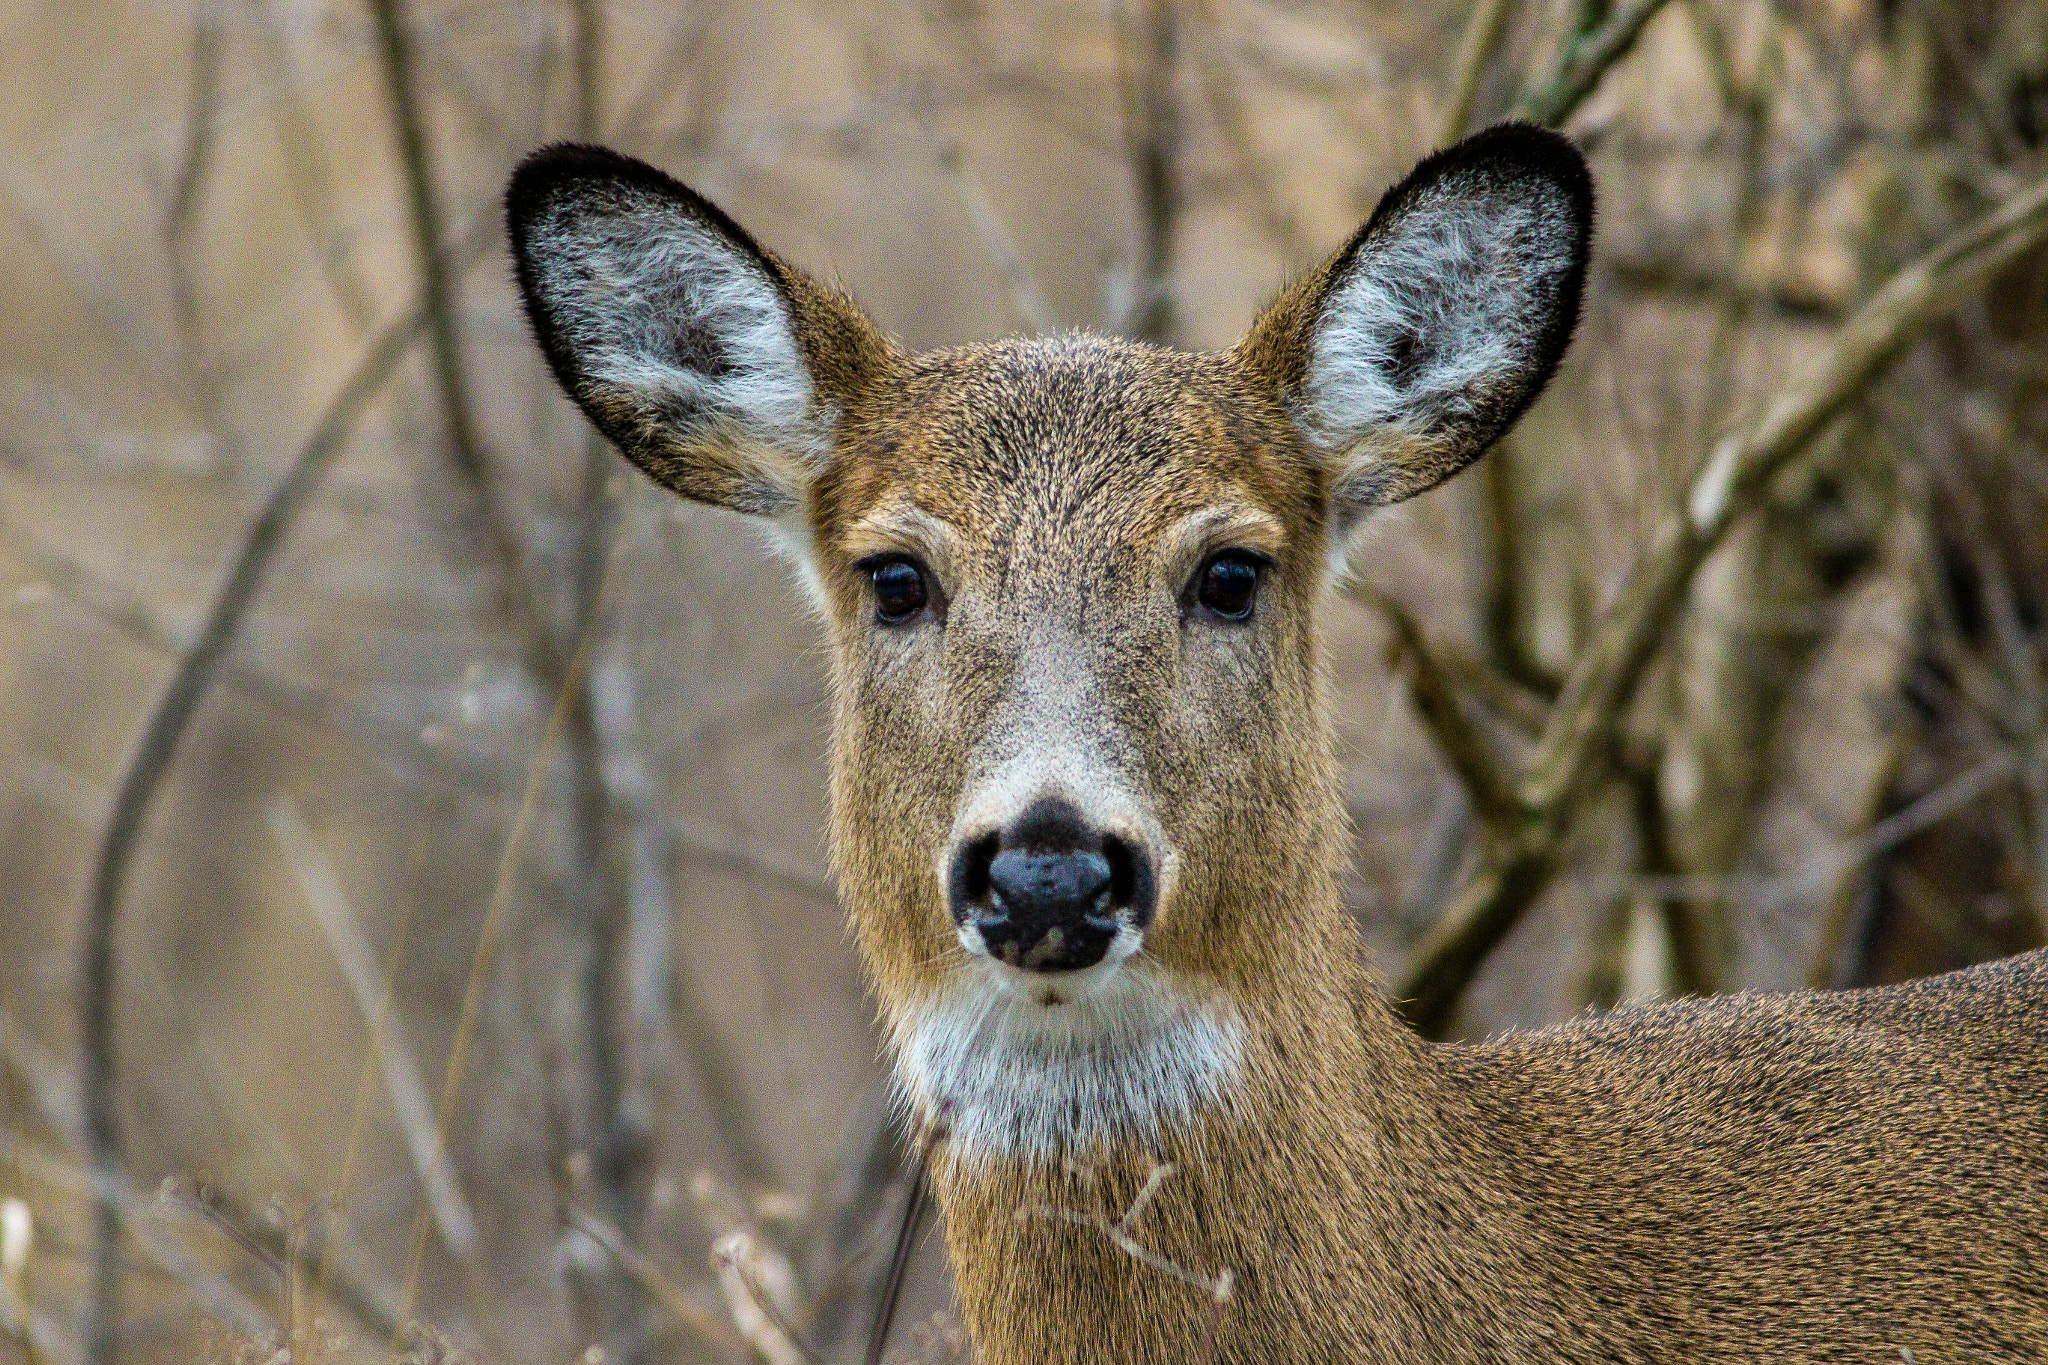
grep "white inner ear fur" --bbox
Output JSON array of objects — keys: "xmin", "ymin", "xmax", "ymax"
[
  {"xmin": 1301, "ymin": 173, "xmax": 1577, "ymax": 500},
  {"xmin": 528, "ymin": 185, "xmax": 828, "ymax": 465}
]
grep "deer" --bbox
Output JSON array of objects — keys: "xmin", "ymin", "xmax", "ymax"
[{"xmin": 505, "ymin": 123, "xmax": 2048, "ymax": 1364}]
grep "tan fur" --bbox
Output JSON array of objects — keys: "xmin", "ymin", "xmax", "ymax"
[
  {"xmin": 508, "ymin": 134, "xmax": 2048, "ymax": 1363},
  {"xmin": 804, "ymin": 323, "xmax": 2048, "ymax": 1363}
]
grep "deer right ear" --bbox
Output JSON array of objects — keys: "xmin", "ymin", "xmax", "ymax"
[
  {"xmin": 506, "ymin": 144, "xmax": 888, "ymax": 520},
  {"xmin": 1240, "ymin": 123, "xmax": 1593, "ymax": 537}
]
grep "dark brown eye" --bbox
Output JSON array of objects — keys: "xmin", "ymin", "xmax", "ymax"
[
  {"xmin": 867, "ymin": 557, "xmax": 929, "ymax": 624},
  {"xmin": 1196, "ymin": 552, "xmax": 1262, "ymax": 621}
]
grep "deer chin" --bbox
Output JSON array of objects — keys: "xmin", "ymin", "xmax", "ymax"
[{"xmin": 889, "ymin": 951, "xmax": 1246, "ymax": 1163}]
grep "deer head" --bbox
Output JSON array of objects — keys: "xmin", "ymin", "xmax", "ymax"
[{"xmin": 506, "ymin": 124, "xmax": 1592, "ymax": 1160}]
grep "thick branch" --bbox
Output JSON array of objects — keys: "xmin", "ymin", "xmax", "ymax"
[
  {"xmin": 1531, "ymin": 171, "xmax": 2048, "ymax": 819},
  {"xmin": 1476, "ymin": 439, "xmax": 1563, "ymax": 697},
  {"xmin": 1394, "ymin": 168, "xmax": 2048, "ymax": 1034}
]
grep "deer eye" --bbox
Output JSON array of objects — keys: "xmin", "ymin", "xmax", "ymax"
[
  {"xmin": 1194, "ymin": 551, "xmax": 1264, "ymax": 622},
  {"xmin": 862, "ymin": 556, "xmax": 930, "ymax": 625}
]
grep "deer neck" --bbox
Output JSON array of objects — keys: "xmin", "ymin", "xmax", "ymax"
[{"xmin": 916, "ymin": 887, "xmax": 1497, "ymax": 1363}]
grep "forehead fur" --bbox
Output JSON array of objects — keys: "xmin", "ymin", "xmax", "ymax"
[{"xmin": 814, "ymin": 335, "xmax": 1325, "ymax": 562}]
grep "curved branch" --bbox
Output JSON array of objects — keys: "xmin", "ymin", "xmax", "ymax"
[{"xmin": 1395, "ymin": 168, "xmax": 2048, "ymax": 1035}]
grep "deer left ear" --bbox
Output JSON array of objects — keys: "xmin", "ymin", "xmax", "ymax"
[{"xmin": 1240, "ymin": 122, "xmax": 1593, "ymax": 530}]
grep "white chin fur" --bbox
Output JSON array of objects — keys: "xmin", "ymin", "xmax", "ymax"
[{"xmin": 891, "ymin": 950, "xmax": 1245, "ymax": 1163}]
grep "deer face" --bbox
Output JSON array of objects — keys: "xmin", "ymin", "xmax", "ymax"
[{"xmin": 507, "ymin": 126, "xmax": 1591, "ymax": 1156}]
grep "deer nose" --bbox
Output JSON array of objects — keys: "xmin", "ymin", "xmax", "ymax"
[{"xmin": 947, "ymin": 799, "xmax": 1154, "ymax": 973}]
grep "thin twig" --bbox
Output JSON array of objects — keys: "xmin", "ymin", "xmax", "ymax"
[
  {"xmin": 610, "ymin": 10, "xmax": 716, "ymax": 147},
  {"xmin": 368, "ymin": 0, "xmax": 488, "ymax": 496},
  {"xmin": 1395, "ymin": 168, "xmax": 2048, "ymax": 1034},
  {"xmin": 1510, "ymin": 0, "xmax": 1676, "ymax": 129},
  {"xmin": 1113, "ymin": 0, "xmax": 1181, "ymax": 343},
  {"xmin": 568, "ymin": 1210, "xmax": 749, "ymax": 1361},
  {"xmin": 864, "ymin": 1113, "xmax": 944, "ymax": 1365},
  {"xmin": 795, "ymin": 1090, "xmax": 910, "ymax": 1352},
  {"xmin": 1439, "ymin": 0, "xmax": 1519, "ymax": 144},
  {"xmin": 250, "ymin": 10, "xmax": 379, "ymax": 333},
  {"xmin": 1634, "ymin": 752, "xmax": 2022, "ymax": 912},
  {"xmin": 553, "ymin": 6, "xmax": 648, "ymax": 1354},
  {"xmin": 934, "ymin": 140, "xmax": 1060, "ymax": 337},
  {"xmin": 264, "ymin": 794, "xmax": 482, "ymax": 1263},
  {"xmin": 4, "ymin": 1025, "xmax": 270, "ymax": 1343},
  {"xmin": 394, "ymin": 576, "xmax": 613, "ymax": 1333},
  {"xmin": 1186, "ymin": 0, "xmax": 1305, "ymax": 260},
  {"xmin": 0, "ymin": 526, "xmax": 534, "ymax": 806},
  {"xmin": 164, "ymin": 6, "xmax": 226, "ymax": 411},
  {"xmin": 1013, "ymin": 1163, "xmax": 1233, "ymax": 1303},
  {"xmin": 372, "ymin": 12, "xmax": 649, "ymax": 1352},
  {"xmin": 368, "ymin": 0, "xmax": 563, "ymax": 672},
  {"xmin": 715, "ymin": 1233, "xmax": 819, "ymax": 1365}
]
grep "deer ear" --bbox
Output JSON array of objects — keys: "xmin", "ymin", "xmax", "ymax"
[
  {"xmin": 506, "ymin": 143, "xmax": 890, "ymax": 520},
  {"xmin": 1240, "ymin": 122, "xmax": 1592, "ymax": 530}
]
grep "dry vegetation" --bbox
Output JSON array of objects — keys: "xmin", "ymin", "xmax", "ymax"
[{"xmin": 2, "ymin": 0, "xmax": 2046, "ymax": 1361}]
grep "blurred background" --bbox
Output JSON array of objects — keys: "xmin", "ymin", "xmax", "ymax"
[{"xmin": 2, "ymin": 0, "xmax": 2046, "ymax": 1361}]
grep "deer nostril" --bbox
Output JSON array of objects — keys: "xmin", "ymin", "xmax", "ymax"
[
  {"xmin": 1100, "ymin": 833, "xmax": 1154, "ymax": 930},
  {"xmin": 950, "ymin": 831, "xmax": 1000, "ymax": 916}
]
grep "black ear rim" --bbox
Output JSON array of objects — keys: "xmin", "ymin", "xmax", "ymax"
[
  {"xmin": 1314, "ymin": 121, "xmax": 1596, "ymax": 503},
  {"xmin": 502, "ymin": 142, "xmax": 794, "ymax": 445}
]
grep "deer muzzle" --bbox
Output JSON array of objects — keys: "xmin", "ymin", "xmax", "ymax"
[{"xmin": 947, "ymin": 797, "xmax": 1156, "ymax": 974}]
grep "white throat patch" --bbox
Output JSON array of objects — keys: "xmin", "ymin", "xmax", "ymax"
[{"xmin": 892, "ymin": 960, "xmax": 1245, "ymax": 1162}]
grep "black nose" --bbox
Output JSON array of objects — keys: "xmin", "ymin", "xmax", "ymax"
[{"xmin": 948, "ymin": 799, "xmax": 1154, "ymax": 973}]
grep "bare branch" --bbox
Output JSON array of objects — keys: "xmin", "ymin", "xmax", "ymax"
[
  {"xmin": 1606, "ymin": 252, "xmax": 1845, "ymax": 323},
  {"xmin": 1014, "ymin": 1164, "xmax": 1234, "ymax": 1302},
  {"xmin": 1114, "ymin": 0, "xmax": 1182, "ymax": 343},
  {"xmin": 164, "ymin": 9, "xmax": 226, "ymax": 410},
  {"xmin": 1623, "ymin": 750, "xmax": 1719, "ymax": 996},
  {"xmin": 5, "ymin": 1023, "xmax": 270, "ymax": 1343},
  {"xmin": 863, "ymin": 1111, "xmax": 944, "ymax": 1365},
  {"xmin": 1186, "ymin": 0, "xmax": 1305, "ymax": 261},
  {"xmin": 396, "ymin": 610, "xmax": 606, "ymax": 1329},
  {"xmin": 73, "ymin": 238, "xmax": 488, "ymax": 1365},
  {"xmin": 569, "ymin": 1211, "xmax": 749, "ymax": 1362},
  {"xmin": 714, "ymin": 1231, "xmax": 817, "ymax": 1365},
  {"xmin": 1475, "ymin": 439, "xmax": 1564, "ymax": 698},
  {"xmin": 1534, "ymin": 170, "xmax": 2048, "ymax": 820}
]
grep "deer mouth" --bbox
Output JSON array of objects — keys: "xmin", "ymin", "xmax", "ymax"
[{"xmin": 955, "ymin": 915, "xmax": 1148, "ymax": 1007}]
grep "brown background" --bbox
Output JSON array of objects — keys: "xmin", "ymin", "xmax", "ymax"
[{"xmin": 2, "ymin": 0, "xmax": 2046, "ymax": 1361}]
